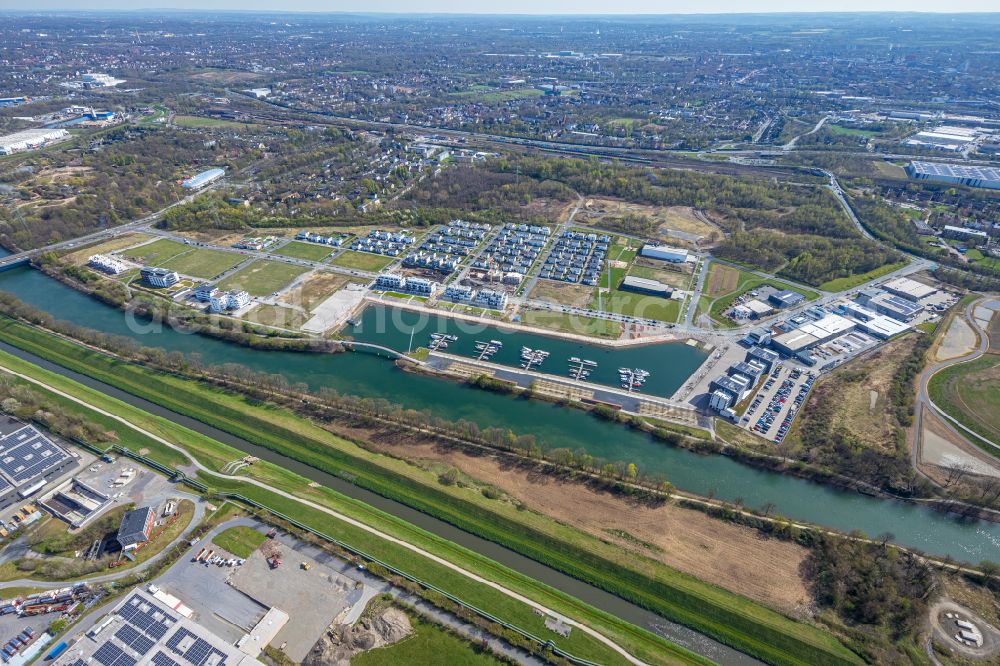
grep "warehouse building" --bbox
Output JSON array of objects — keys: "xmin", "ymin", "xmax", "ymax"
[
  {"xmin": 0, "ymin": 128, "xmax": 69, "ymax": 155},
  {"xmin": 905, "ymin": 161, "xmax": 1000, "ymax": 191},
  {"xmin": 140, "ymin": 267, "xmax": 179, "ymax": 288},
  {"xmin": 0, "ymin": 419, "xmax": 77, "ymax": 511},
  {"xmin": 619, "ymin": 275, "xmax": 672, "ymax": 297},
  {"xmin": 181, "ymin": 167, "xmax": 225, "ymax": 190},
  {"xmin": 856, "ymin": 289, "xmax": 923, "ymax": 322},
  {"xmin": 770, "ymin": 313, "xmax": 855, "ymax": 355},
  {"xmin": 639, "ymin": 244, "xmax": 689, "ymax": 263},
  {"xmin": 52, "ymin": 588, "xmax": 257, "ymax": 666},
  {"xmin": 769, "ymin": 289, "xmax": 806, "ymax": 309},
  {"xmin": 882, "ymin": 277, "xmax": 937, "ymax": 302}
]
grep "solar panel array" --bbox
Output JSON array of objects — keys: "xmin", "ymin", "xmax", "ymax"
[
  {"xmin": 0, "ymin": 425, "xmax": 70, "ymax": 486},
  {"xmin": 152, "ymin": 651, "xmax": 183, "ymax": 666},
  {"xmin": 92, "ymin": 642, "xmax": 137, "ymax": 666},
  {"xmin": 115, "ymin": 624, "xmax": 156, "ymax": 656},
  {"xmin": 117, "ymin": 593, "xmax": 177, "ymax": 642},
  {"xmin": 165, "ymin": 627, "xmax": 229, "ymax": 666}
]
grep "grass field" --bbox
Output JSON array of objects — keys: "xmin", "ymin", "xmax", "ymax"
[
  {"xmin": 331, "ymin": 250, "xmax": 398, "ymax": 272},
  {"xmin": 527, "ymin": 280, "xmax": 594, "ymax": 308},
  {"xmin": 65, "ymin": 233, "xmax": 154, "ymax": 264},
  {"xmin": 0, "ymin": 319, "xmax": 861, "ymax": 666},
  {"xmin": 628, "ymin": 264, "xmax": 692, "ymax": 289},
  {"xmin": 703, "ymin": 262, "xmax": 819, "ymax": 328},
  {"xmin": 173, "ymin": 115, "xmax": 253, "ymax": 129},
  {"xmin": 212, "ymin": 525, "xmax": 267, "ymax": 557},
  {"xmin": 217, "ymin": 260, "xmax": 309, "ymax": 296},
  {"xmin": 826, "ymin": 124, "xmax": 882, "ymax": 137},
  {"xmin": 122, "ymin": 238, "xmax": 246, "ymax": 279},
  {"xmin": 273, "ymin": 241, "xmax": 333, "ymax": 262},
  {"xmin": 0, "ymin": 338, "xmax": 702, "ymax": 666},
  {"xmin": 816, "ymin": 261, "xmax": 909, "ymax": 292},
  {"xmin": 353, "ymin": 609, "xmax": 505, "ymax": 666},
  {"xmin": 521, "ymin": 309, "xmax": 620, "ymax": 339},
  {"xmin": 928, "ymin": 354, "xmax": 1000, "ymax": 456},
  {"xmin": 449, "ymin": 88, "xmax": 544, "ymax": 103}
]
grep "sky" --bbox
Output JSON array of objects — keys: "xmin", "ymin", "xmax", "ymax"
[{"xmin": 7, "ymin": 1, "xmax": 1000, "ymax": 14}]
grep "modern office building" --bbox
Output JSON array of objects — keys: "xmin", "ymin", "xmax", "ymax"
[
  {"xmin": 181, "ymin": 168, "xmax": 225, "ymax": 190},
  {"xmin": 746, "ymin": 346, "xmax": 780, "ymax": 373},
  {"xmin": 905, "ymin": 161, "xmax": 1000, "ymax": 191},
  {"xmin": 140, "ymin": 267, "xmax": 179, "ymax": 288},
  {"xmin": 639, "ymin": 244, "xmax": 689, "ymax": 263},
  {"xmin": 0, "ymin": 128, "xmax": 69, "ymax": 155}
]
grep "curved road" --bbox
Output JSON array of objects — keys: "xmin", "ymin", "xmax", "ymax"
[
  {"xmin": 0, "ymin": 360, "xmax": 658, "ymax": 666},
  {"xmin": 913, "ymin": 296, "xmax": 1000, "ymax": 475}
]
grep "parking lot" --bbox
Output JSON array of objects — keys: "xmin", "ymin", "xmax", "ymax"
[{"xmin": 741, "ymin": 364, "xmax": 815, "ymax": 443}]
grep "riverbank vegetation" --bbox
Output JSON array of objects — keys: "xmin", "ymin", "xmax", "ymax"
[
  {"xmin": 0, "ymin": 348, "xmax": 713, "ymax": 666},
  {"xmin": 0, "ymin": 315, "xmax": 863, "ymax": 666}
]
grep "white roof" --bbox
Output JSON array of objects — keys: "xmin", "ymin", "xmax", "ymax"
[
  {"xmin": 798, "ymin": 313, "xmax": 855, "ymax": 338},
  {"xmin": 884, "ymin": 277, "xmax": 936, "ymax": 299},
  {"xmin": 745, "ymin": 299, "xmax": 773, "ymax": 314}
]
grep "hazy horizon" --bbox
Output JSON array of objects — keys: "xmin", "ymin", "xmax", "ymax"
[{"xmin": 5, "ymin": 3, "xmax": 1000, "ymax": 15}]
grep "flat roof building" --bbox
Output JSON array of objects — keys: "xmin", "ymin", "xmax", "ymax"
[
  {"xmin": 710, "ymin": 373, "xmax": 752, "ymax": 400},
  {"xmin": 620, "ymin": 275, "xmax": 672, "ymax": 297},
  {"xmin": 746, "ymin": 346, "xmax": 780, "ymax": 372},
  {"xmin": 140, "ymin": 267, "xmax": 179, "ymax": 288},
  {"xmin": 52, "ymin": 588, "xmax": 257, "ymax": 666},
  {"xmin": 905, "ymin": 161, "xmax": 1000, "ymax": 191},
  {"xmin": 769, "ymin": 289, "xmax": 806, "ymax": 308},
  {"xmin": 771, "ymin": 313, "xmax": 854, "ymax": 355},
  {"xmin": 857, "ymin": 291, "xmax": 923, "ymax": 322},
  {"xmin": 942, "ymin": 225, "xmax": 989, "ymax": 242},
  {"xmin": 640, "ymin": 244, "xmax": 689, "ymax": 263},
  {"xmin": 882, "ymin": 277, "xmax": 937, "ymax": 302},
  {"xmin": 0, "ymin": 419, "xmax": 76, "ymax": 511}
]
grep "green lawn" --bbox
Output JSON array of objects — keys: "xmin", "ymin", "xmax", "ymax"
[
  {"xmin": 0, "ymin": 319, "xmax": 861, "ymax": 666},
  {"xmin": 521, "ymin": 309, "xmax": 620, "ymax": 339},
  {"xmin": 173, "ymin": 115, "xmax": 253, "ymax": 129},
  {"xmin": 273, "ymin": 241, "xmax": 333, "ymax": 262},
  {"xmin": 817, "ymin": 261, "xmax": 909, "ymax": 292},
  {"xmin": 704, "ymin": 262, "xmax": 819, "ymax": 328},
  {"xmin": 449, "ymin": 88, "xmax": 544, "ymax": 103},
  {"xmin": 212, "ymin": 525, "xmax": 267, "ymax": 557},
  {"xmin": 217, "ymin": 260, "xmax": 309, "ymax": 296},
  {"xmin": 353, "ymin": 610, "xmax": 505, "ymax": 666},
  {"xmin": 122, "ymin": 239, "xmax": 245, "ymax": 280},
  {"xmin": 594, "ymin": 290, "xmax": 681, "ymax": 323},
  {"xmin": 826, "ymin": 124, "xmax": 882, "ymax": 137},
  {"xmin": 331, "ymin": 251, "xmax": 397, "ymax": 272},
  {"xmin": 928, "ymin": 354, "xmax": 1000, "ymax": 457}
]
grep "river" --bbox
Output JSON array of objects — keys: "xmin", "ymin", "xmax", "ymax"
[{"xmin": 0, "ymin": 265, "xmax": 998, "ymax": 564}]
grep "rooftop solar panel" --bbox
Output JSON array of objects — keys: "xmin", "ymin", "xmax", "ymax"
[
  {"xmin": 165, "ymin": 628, "xmax": 228, "ymax": 666},
  {"xmin": 0, "ymin": 426, "xmax": 70, "ymax": 486},
  {"xmin": 152, "ymin": 652, "xmax": 182, "ymax": 666}
]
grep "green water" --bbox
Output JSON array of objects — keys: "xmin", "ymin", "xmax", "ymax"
[
  {"xmin": 347, "ymin": 304, "xmax": 707, "ymax": 397},
  {"xmin": 1, "ymin": 266, "xmax": 998, "ymax": 561}
]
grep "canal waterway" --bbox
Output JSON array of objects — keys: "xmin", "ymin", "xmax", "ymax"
[
  {"xmin": 1, "ymin": 266, "xmax": 999, "ymax": 564},
  {"xmin": 346, "ymin": 304, "xmax": 707, "ymax": 398}
]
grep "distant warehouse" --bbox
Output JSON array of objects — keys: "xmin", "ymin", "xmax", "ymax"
[
  {"xmin": 905, "ymin": 161, "xmax": 1000, "ymax": 191},
  {"xmin": 0, "ymin": 128, "xmax": 69, "ymax": 155},
  {"xmin": 770, "ymin": 313, "xmax": 855, "ymax": 356},
  {"xmin": 182, "ymin": 167, "xmax": 225, "ymax": 190}
]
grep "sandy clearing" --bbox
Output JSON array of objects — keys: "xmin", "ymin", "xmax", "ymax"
[
  {"xmin": 936, "ymin": 315, "xmax": 977, "ymax": 361},
  {"xmin": 920, "ymin": 408, "xmax": 1000, "ymax": 479},
  {"xmin": 368, "ymin": 438, "xmax": 813, "ymax": 616}
]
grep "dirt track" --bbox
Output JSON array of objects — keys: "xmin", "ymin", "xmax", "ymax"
[{"xmin": 365, "ymin": 435, "xmax": 813, "ymax": 617}]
